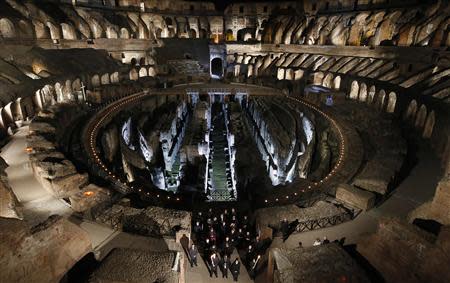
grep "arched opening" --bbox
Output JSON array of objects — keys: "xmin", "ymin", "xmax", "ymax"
[
  {"xmin": 0, "ymin": 18, "xmax": 16, "ymax": 38},
  {"xmin": 129, "ymin": 69, "xmax": 138, "ymax": 81},
  {"xmin": 101, "ymin": 73, "xmax": 110, "ymax": 85},
  {"xmin": 322, "ymin": 74, "xmax": 333, "ymax": 88},
  {"xmin": 110, "ymin": 72, "xmax": 119, "ymax": 83},
  {"xmin": 313, "ymin": 72, "xmax": 324, "ymax": 85},
  {"xmin": 225, "ymin": 29, "xmax": 234, "ymax": 41},
  {"xmin": 386, "ymin": 92, "xmax": 397, "ymax": 113},
  {"xmin": 415, "ymin": 104, "xmax": 427, "ymax": 129},
  {"xmin": 155, "ymin": 28, "xmax": 162, "ymax": 38},
  {"xmin": 368, "ymin": 86, "xmax": 376, "ymax": 104},
  {"xmin": 139, "ymin": 68, "xmax": 148, "ymax": 77},
  {"xmin": 61, "ymin": 23, "xmax": 77, "ymax": 40},
  {"xmin": 404, "ymin": 99, "xmax": 418, "ymax": 122},
  {"xmin": 377, "ymin": 90, "xmax": 386, "ymax": 110},
  {"xmin": 130, "ymin": 58, "xmax": 137, "ymax": 66},
  {"xmin": 148, "ymin": 67, "xmax": 156, "ymax": 77},
  {"xmin": 333, "ymin": 76, "xmax": 341, "ymax": 89},
  {"xmin": 91, "ymin": 74, "xmax": 100, "ymax": 87},
  {"xmin": 211, "ymin": 58, "xmax": 223, "ymax": 78},
  {"xmin": 139, "ymin": 58, "xmax": 146, "ymax": 66},
  {"xmin": 285, "ymin": 69, "xmax": 294, "ymax": 80},
  {"xmin": 423, "ymin": 111, "xmax": 435, "ymax": 138},
  {"xmin": 277, "ymin": 68, "xmax": 285, "ymax": 80},
  {"xmin": 188, "ymin": 29, "xmax": 197, "ymax": 38},
  {"xmin": 165, "ymin": 17, "xmax": 173, "ymax": 26},
  {"xmin": 120, "ymin": 28, "xmax": 130, "ymax": 39},
  {"xmin": 359, "ymin": 83, "xmax": 368, "ymax": 102},
  {"xmin": 199, "ymin": 28, "xmax": 207, "ymax": 39},
  {"xmin": 349, "ymin": 81, "xmax": 359, "ymax": 99}
]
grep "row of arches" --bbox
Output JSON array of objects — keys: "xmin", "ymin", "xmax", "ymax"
[
  {"xmin": 0, "ymin": 14, "xmax": 211, "ymax": 41},
  {"xmin": 91, "ymin": 72, "xmax": 120, "ymax": 88},
  {"xmin": 404, "ymin": 100, "xmax": 435, "ymax": 139},
  {"xmin": 349, "ymin": 81, "xmax": 397, "ymax": 113},
  {"xmin": 129, "ymin": 67, "xmax": 156, "ymax": 81}
]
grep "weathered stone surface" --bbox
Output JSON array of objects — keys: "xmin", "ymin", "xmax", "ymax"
[
  {"xmin": 97, "ymin": 204, "xmax": 191, "ymax": 237},
  {"xmin": 29, "ymin": 122, "xmax": 56, "ymax": 135},
  {"xmin": 0, "ymin": 216, "xmax": 92, "ymax": 283},
  {"xmin": 33, "ymin": 158, "xmax": 77, "ymax": 180},
  {"xmin": 357, "ymin": 217, "xmax": 450, "ymax": 283},
  {"xmin": 409, "ymin": 177, "xmax": 450, "ymax": 225},
  {"xmin": 255, "ymin": 201, "xmax": 347, "ymax": 229},
  {"xmin": 336, "ymin": 183, "xmax": 376, "ymax": 211},
  {"xmin": 26, "ymin": 135, "xmax": 56, "ymax": 152},
  {"xmin": 49, "ymin": 173, "xmax": 89, "ymax": 198},
  {"xmin": 90, "ymin": 248, "xmax": 179, "ymax": 283},
  {"xmin": 270, "ymin": 244, "xmax": 370, "ymax": 283},
  {"xmin": 69, "ymin": 184, "xmax": 112, "ymax": 213}
]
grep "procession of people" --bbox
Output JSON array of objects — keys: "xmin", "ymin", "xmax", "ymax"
[{"xmin": 188, "ymin": 207, "xmax": 266, "ymax": 281}]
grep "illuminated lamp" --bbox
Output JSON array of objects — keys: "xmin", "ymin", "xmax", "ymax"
[{"xmin": 83, "ymin": 191, "xmax": 94, "ymax": 197}]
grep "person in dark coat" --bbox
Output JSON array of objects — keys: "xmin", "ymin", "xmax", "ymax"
[
  {"xmin": 220, "ymin": 254, "xmax": 231, "ymax": 278},
  {"xmin": 280, "ymin": 218, "xmax": 289, "ymax": 241},
  {"xmin": 210, "ymin": 252, "xmax": 219, "ymax": 277},
  {"xmin": 230, "ymin": 258, "xmax": 241, "ymax": 282},
  {"xmin": 189, "ymin": 244, "xmax": 198, "ymax": 267}
]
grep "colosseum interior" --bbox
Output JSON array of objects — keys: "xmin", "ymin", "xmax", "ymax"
[{"xmin": 0, "ymin": 0, "xmax": 449, "ymax": 282}]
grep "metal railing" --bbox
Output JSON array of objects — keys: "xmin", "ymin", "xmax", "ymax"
[{"xmin": 295, "ymin": 209, "xmax": 356, "ymax": 233}]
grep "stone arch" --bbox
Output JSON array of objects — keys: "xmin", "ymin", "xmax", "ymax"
[
  {"xmin": 139, "ymin": 57, "xmax": 146, "ymax": 66},
  {"xmin": 106, "ymin": 26, "xmax": 118, "ymax": 39},
  {"xmin": 199, "ymin": 28, "xmax": 207, "ymax": 39},
  {"xmin": 313, "ymin": 72, "xmax": 324, "ymax": 85},
  {"xmin": 46, "ymin": 22, "xmax": 61, "ymax": 40},
  {"xmin": 148, "ymin": 67, "xmax": 156, "ymax": 77},
  {"xmin": 110, "ymin": 72, "xmax": 119, "ymax": 83},
  {"xmin": 285, "ymin": 69, "xmax": 294, "ymax": 80},
  {"xmin": 188, "ymin": 29, "xmax": 197, "ymax": 38},
  {"xmin": 101, "ymin": 73, "xmax": 110, "ymax": 85},
  {"xmin": 139, "ymin": 67, "xmax": 148, "ymax": 77},
  {"xmin": 359, "ymin": 83, "xmax": 368, "ymax": 102},
  {"xmin": 33, "ymin": 20, "xmax": 51, "ymax": 39},
  {"xmin": 333, "ymin": 76, "xmax": 341, "ymax": 89},
  {"xmin": 386, "ymin": 92, "xmax": 397, "ymax": 113},
  {"xmin": 91, "ymin": 74, "xmax": 100, "ymax": 87},
  {"xmin": 377, "ymin": 89, "xmax": 386, "ymax": 110},
  {"xmin": 404, "ymin": 99, "xmax": 418, "ymax": 122},
  {"xmin": 368, "ymin": 86, "xmax": 376, "ymax": 104},
  {"xmin": 54, "ymin": 82, "xmax": 64, "ymax": 103},
  {"xmin": 277, "ymin": 68, "xmax": 285, "ymax": 80},
  {"xmin": 72, "ymin": 78, "xmax": 82, "ymax": 92},
  {"xmin": 322, "ymin": 73, "xmax": 333, "ymax": 88},
  {"xmin": 0, "ymin": 18, "xmax": 16, "ymax": 38},
  {"xmin": 349, "ymin": 81, "xmax": 359, "ymax": 99},
  {"xmin": 422, "ymin": 111, "xmax": 435, "ymax": 138},
  {"xmin": 155, "ymin": 28, "xmax": 162, "ymax": 38},
  {"xmin": 18, "ymin": 20, "xmax": 34, "ymax": 39},
  {"xmin": 129, "ymin": 69, "xmax": 138, "ymax": 81},
  {"xmin": 12, "ymin": 99, "xmax": 24, "ymax": 121},
  {"xmin": 1, "ymin": 106, "xmax": 15, "ymax": 131},
  {"xmin": 120, "ymin": 28, "xmax": 130, "ymax": 39},
  {"xmin": 211, "ymin": 57, "xmax": 223, "ymax": 78},
  {"xmin": 225, "ymin": 29, "xmax": 234, "ymax": 41},
  {"xmin": 34, "ymin": 89, "xmax": 44, "ymax": 110},
  {"xmin": 63, "ymin": 79, "xmax": 73, "ymax": 101},
  {"xmin": 61, "ymin": 23, "xmax": 77, "ymax": 40},
  {"xmin": 415, "ymin": 104, "xmax": 427, "ymax": 129}
]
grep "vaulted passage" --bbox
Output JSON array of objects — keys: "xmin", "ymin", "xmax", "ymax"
[{"xmin": 210, "ymin": 58, "xmax": 223, "ymax": 78}]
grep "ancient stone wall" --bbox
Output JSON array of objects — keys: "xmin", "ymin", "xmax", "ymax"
[{"xmin": 0, "ymin": 215, "xmax": 92, "ymax": 283}]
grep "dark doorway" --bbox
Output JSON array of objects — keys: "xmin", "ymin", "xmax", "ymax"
[{"xmin": 211, "ymin": 58, "xmax": 223, "ymax": 78}]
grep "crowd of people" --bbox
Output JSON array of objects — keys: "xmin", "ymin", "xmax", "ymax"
[{"xmin": 188, "ymin": 207, "xmax": 267, "ymax": 281}]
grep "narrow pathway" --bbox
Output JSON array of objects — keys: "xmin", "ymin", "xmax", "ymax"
[
  {"xmin": 186, "ymin": 248, "xmax": 253, "ymax": 283},
  {"xmin": 274, "ymin": 144, "xmax": 443, "ymax": 249}
]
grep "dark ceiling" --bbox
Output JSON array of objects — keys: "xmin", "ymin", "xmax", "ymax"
[{"xmin": 191, "ymin": 0, "xmax": 283, "ymax": 10}]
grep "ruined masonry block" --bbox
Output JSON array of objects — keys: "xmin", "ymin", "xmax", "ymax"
[{"xmin": 336, "ymin": 183, "xmax": 376, "ymax": 211}]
